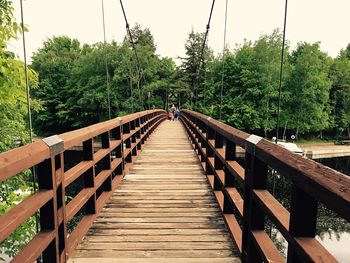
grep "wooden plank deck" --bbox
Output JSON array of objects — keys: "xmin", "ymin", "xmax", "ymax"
[{"xmin": 69, "ymin": 120, "xmax": 240, "ymax": 263}]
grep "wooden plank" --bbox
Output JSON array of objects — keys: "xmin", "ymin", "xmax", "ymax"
[
  {"xmin": 256, "ymin": 139, "xmax": 350, "ymax": 221},
  {"xmin": 91, "ymin": 222, "xmax": 226, "ymax": 229},
  {"xmin": 94, "ymin": 148, "xmax": 110, "ymax": 164},
  {"xmin": 95, "ymin": 170, "xmax": 112, "ymax": 189},
  {"xmin": 109, "ymin": 140, "xmax": 121, "ymax": 151},
  {"xmin": 81, "ymin": 235, "xmax": 231, "ymax": 242},
  {"xmin": 225, "ymin": 187, "xmax": 244, "ymax": 217},
  {"xmin": 294, "ymin": 237, "xmax": 338, "ymax": 263},
  {"xmin": 77, "ymin": 242, "xmax": 233, "ymax": 250},
  {"xmin": 215, "ymin": 191, "xmax": 224, "ymax": 211},
  {"xmin": 69, "ymin": 120, "xmax": 239, "ymax": 262},
  {"xmin": 226, "ymin": 161, "xmax": 245, "ymax": 182},
  {"xmin": 224, "ymin": 214, "xmax": 242, "ymax": 254},
  {"xmin": 253, "ymin": 189, "xmax": 289, "ymax": 233},
  {"xmin": 95, "ymin": 217, "xmax": 224, "ymax": 223},
  {"xmin": 71, "ymin": 250, "xmax": 236, "ymax": 258},
  {"xmin": 67, "ymin": 215, "xmax": 96, "ymax": 256},
  {"xmin": 87, "ymin": 228, "xmax": 229, "ymax": 236},
  {"xmin": 0, "ymin": 140, "xmax": 49, "ymax": 183},
  {"xmin": 65, "ymin": 161, "xmax": 94, "ymax": 186},
  {"xmin": 0, "ymin": 190, "xmax": 52, "ymax": 243},
  {"xmin": 10, "ymin": 230, "xmax": 56, "ymax": 263},
  {"xmin": 250, "ymin": 230, "xmax": 285, "ymax": 263},
  {"xmin": 99, "ymin": 207, "xmax": 221, "ymax": 213},
  {"xmin": 69, "ymin": 258, "xmax": 240, "ymax": 263},
  {"xmin": 96, "ymin": 212, "xmax": 219, "ymax": 218},
  {"xmin": 66, "ymin": 188, "xmax": 94, "ymax": 221}
]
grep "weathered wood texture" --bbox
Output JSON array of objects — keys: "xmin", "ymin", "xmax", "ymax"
[
  {"xmin": 69, "ymin": 121, "xmax": 240, "ymax": 263},
  {"xmin": 0, "ymin": 110, "xmax": 166, "ymax": 263},
  {"xmin": 181, "ymin": 110, "xmax": 350, "ymax": 263}
]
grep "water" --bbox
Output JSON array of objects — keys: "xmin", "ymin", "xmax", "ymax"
[
  {"xmin": 315, "ymin": 156, "xmax": 350, "ymax": 263},
  {"xmin": 268, "ymin": 156, "xmax": 350, "ymax": 262}
]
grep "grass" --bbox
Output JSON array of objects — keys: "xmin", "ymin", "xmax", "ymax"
[{"xmin": 296, "ymin": 138, "xmax": 334, "ymax": 145}]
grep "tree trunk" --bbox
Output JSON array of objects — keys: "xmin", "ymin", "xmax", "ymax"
[
  {"xmin": 296, "ymin": 127, "xmax": 299, "ymax": 140},
  {"xmin": 347, "ymin": 127, "xmax": 350, "ymax": 139},
  {"xmin": 283, "ymin": 121, "xmax": 288, "ymax": 141}
]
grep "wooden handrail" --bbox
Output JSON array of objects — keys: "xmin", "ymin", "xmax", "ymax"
[
  {"xmin": 0, "ymin": 109, "xmax": 166, "ymax": 263},
  {"xmin": 180, "ymin": 109, "xmax": 350, "ymax": 263}
]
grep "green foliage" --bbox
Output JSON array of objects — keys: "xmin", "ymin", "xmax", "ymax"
[
  {"xmin": 329, "ymin": 54, "xmax": 350, "ymax": 138},
  {"xmin": 32, "ymin": 26, "xmax": 178, "ymax": 134},
  {"xmin": 0, "ymin": 172, "xmax": 36, "ymax": 259},
  {"xmin": 197, "ymin": 30, "xmax": 290, "ymax": 135},
  {"xmin": 31, "ymin": 36, "xmax": 83, "ymax": 134},
  {"xmin": 181, "ymin": 29, "xmax": 349, "ymax": 139},
  {"xmin": 283, "ymin": 42, "xmax": 332, "ymax": 136},
  {"xmin": 180, "ymin": 30, "xmax": 213, "ymax": 109},
  {"xmin": 0, "ymin": 1, "xmax": 39, "ymax": 260}
]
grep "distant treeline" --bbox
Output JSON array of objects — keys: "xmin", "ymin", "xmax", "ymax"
[
  {"xmin": 29, "ymin": 28, "xmax": 350, "ymax": 140},
  {"xmin": 184, "ymin": 29, "xmax": 350, "ymax": 140},
  {"xmin": 2, "ymin": 22, "xmax": 350, "ymax": 153}
]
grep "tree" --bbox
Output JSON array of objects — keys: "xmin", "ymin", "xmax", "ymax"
[
  {"xmin": 180, "ymin": 30, "xmax": 213, "ymax": 110},
  {"xmin": 31, "ymin": 25, "xmax": 178, "ymax": 132},
  {"xmin": 0, "ymin": 1, "xmax": 38, "ymax": 259},
  {"xmin": 329, "ymin": 51, "xmax": 350, "ymax": 138},
  {"xmin": 283, "ymin": 42, "xmax": 332, "ymax": 137},
  {"xmin": 31, "ymin": 36, "xmax": 82, "ymax": 134},
  {"xmin": 205, "ymin": 30, "xmax": 289, "ymax": 135}
]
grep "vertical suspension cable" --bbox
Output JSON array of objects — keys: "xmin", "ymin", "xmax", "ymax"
[
  {"xmin": 101, "ymin": 0, "xmax": 111, "ymax": 119},
  {"xmin": 270, "ymin": 0, "xmax": 288, "ymax": 238},
  {"xmin": 204, "ymin": 32, "xmax": 211, "ymax": 110},
  {"xmin": 129, "ymin": 55, "xmax": 134, "ymax": 113},
  {"xmin": 20, "ymin": 0, "xmax": 39, "ymax": 237},
  {"xmin": 275, "ymin": 0, "xmax": 288, "ymax": 144},
  {"xmin": 194, "ymin": 0, "xmax": 216, "ymax": 111},
  {"xmin": 119, "ymin": 0, "xmax": 144, "ymax": 110},
  {"xmin": 219, "ymin": 0, "xmax": 228, "ymax": 120}
]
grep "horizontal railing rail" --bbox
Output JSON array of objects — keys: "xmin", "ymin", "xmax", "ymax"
[
  {"xmin": 180, "ymin": 109, "xmax": 350, "ymax": 263},
  {"xmin": 0, "ymin": 109, "xmax": 166, "ymax": 263}
]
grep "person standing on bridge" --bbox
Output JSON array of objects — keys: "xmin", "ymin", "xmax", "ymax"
[
  {"xmin": 170, "ymin": 104, "xmax": 176, "ymax": 121},
  {"xmin": 174, "ymin": 107, "xmax": 180, "ymax": 121}
]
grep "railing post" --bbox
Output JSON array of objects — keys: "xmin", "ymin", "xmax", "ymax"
[
  {"xmin": 206, "ymin": 125, "xmax": 215, "ymax": 177},
  {"xmin": 123, "ymin": 122, "xmax": 132, "ymax": 163},
  {"xmin": 214, "ymin": 132, "xmax": 224, "ymax": 190},
  {"xmin": 136, "ymin": 116, "xmax": 142, "ymax": 150},
  {"xmin": 83, "ymin": 138, "xmax": 96, "ymax": 215},
  {"xmin": 113, "ymin": 119, "xmax": 124, "ymax": 177},
  {"xmin": 287, "ymin": 184, "xmax": 318, "ymax": 262},
  {"xmin": 40, "ymin": 135, "xmax": 65, "ymax": 263},
  {"xmin": 101, "ymin": 131, "xmax": 112, "ymax": 191},
  {"xmin": 242, "ymin": 135, "xmax": 267, "ymax": 263},
  {"xmin": 225, "ymin": 140, "xmax": 236, "ymax": 187},
  {"xmin": 57, "ymin": 152, "xmax": 67, "ymax": 262}
]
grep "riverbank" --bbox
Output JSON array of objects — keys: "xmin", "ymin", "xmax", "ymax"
[
  {"xmin": 298, "ymin": 143, "xmax": 350, "ymax": 159},
  {"xmin": 235, "ymin": 142, "xmax": 350, "ymax": 159}
]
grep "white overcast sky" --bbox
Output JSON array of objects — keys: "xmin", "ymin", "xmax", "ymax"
[{"xmin": 8, "ymin": 0, "xmax": 350, "ymax": 64}]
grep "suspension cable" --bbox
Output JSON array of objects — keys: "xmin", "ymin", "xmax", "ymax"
[
  {"xmin": 275, "ymin": 0, "xmax": 288, "ymax": 144},
  {"xmin": 129, "ymin": 55, "xmax": 134, "ymax": 113},
  {"xmin": 20, "ymin": 0, "xmax": 39, "ymax": 237},
  {"xmin": 119, "ymin": 0, "xmax": 144, "ymax": 110},
  {"xmin": 194, "ymin": 0, "xmax": 216, "ymax": 110},
  {"xmin": 219, "ymin": 0, "xmax": 228, "ymax": 120},
  {"xmin": 101, "ymin": 0, "xmax": 111, "ymax": 119}
]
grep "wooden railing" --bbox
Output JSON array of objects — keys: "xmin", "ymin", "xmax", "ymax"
[
  {"xmin": 0, "ymin": 110, "xmax": 166, "ymax": 263},
  {"xmin": 180, "ymin": 109, "xmax": 350, "ymax": 263}
]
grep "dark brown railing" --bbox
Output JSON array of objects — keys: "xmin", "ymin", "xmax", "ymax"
[
  {"xmin": 180, "ymin": 109, "xmax": 350, "ymax": 263},
  {"xmin": 0, "ymin": 110, "xmax": 166, "ymax": 263}
]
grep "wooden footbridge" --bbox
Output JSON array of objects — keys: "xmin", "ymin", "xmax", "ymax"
[{"xmin": 1, "ymin": 110, "xmax": 350, "ymax": 263}]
